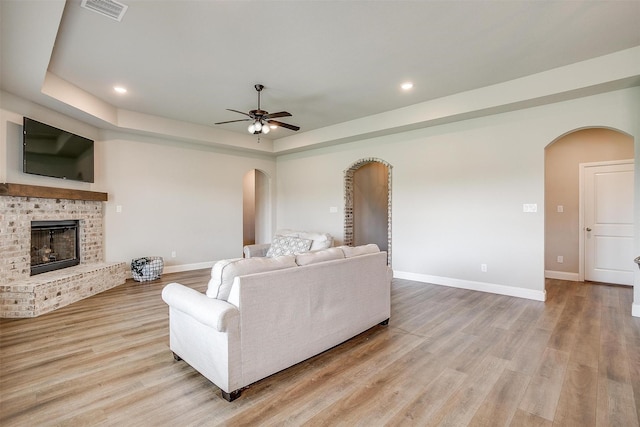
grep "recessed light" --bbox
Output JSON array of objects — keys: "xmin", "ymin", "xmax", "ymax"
[
  {"xmin": 114, "ymin": 86, "xmax": 127, "ymax": 94},
  {"xmin": 401, "ymin": 82, "xmax": 413, "ymax": 90}
]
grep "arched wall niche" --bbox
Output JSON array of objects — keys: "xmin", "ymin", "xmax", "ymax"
[{"xmin": 344, "ymin": 158, "xmax": 393, "ymax": 266}]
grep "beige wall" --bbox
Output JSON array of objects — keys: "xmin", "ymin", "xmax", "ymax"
[
  {"xmin": 243, "ymin": 170, "xmax": 256, "ymax": 246},
  {"xmin": 545, "ymin": 128, "xmax": 634, "ymax": 277}
]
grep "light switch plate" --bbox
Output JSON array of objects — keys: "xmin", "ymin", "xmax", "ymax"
[{"xmin": 523, "ymin": 203, "xmax": 537, "ymax": 213}]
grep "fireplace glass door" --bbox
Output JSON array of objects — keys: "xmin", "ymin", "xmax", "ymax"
[{"xmin": 30, "ymin": 220, "xmax": 80, "ymax": 275}]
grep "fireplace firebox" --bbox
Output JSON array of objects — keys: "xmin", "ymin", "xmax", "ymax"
[{"xmin": 30, "ymin": 220, "xmax": 80, "ymax": 275}]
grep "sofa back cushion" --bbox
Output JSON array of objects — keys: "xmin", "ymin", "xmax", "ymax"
[
  {"xmin": 339, "ymin": 243, "xmax": 380, "ymax": 258},
  {"xmin": 277, "ymin": 229, "xmax": 333, "ymax": 251},
  {"xmin": 206, "ymin": 255, "xmax": 297, "ymax": 300},
  {"xmin": 295, "ymin": 247, "xmax": 345, "ymax": 266}
]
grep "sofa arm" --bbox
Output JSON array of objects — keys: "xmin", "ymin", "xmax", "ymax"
[
  {"xmin": 162, "ymin": 283, "xmax": 239, "ymax": 332},
  {"xmin": 243, "ymin": 243, "xmax": 271, "ymax": 258}
]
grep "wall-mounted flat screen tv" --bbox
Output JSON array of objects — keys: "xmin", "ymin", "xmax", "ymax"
[{"xmin": 23, "ymin": 117, "xmax": 95, "ymax": 183}]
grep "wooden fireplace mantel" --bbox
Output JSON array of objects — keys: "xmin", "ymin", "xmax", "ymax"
[{"xmin": 0, "ymin": 183, "xmax": 108, "ymax": 202}]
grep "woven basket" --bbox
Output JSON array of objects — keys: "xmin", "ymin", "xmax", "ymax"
[{"xmin": 131, "ymin": 256, "xmax": 164, "ymax": 282}]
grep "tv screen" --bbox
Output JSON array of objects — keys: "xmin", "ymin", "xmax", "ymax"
[{"xmin": 23, "ymin": 117, "xmax": 94, "ymax": 183}]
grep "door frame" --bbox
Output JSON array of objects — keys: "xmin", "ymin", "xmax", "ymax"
[{"xmin": 578, "ymin": 158, "xmax": 634, "ymax": 282}]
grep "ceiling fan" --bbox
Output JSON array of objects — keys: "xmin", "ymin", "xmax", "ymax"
[{"xmin": 215, "ymin": 84, "xmax": 300, "ymax": 135}]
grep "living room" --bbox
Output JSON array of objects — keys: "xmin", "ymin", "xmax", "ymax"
[{"xmin": 1, "ymin": 0, "xmax": 639, "ymax": 424}]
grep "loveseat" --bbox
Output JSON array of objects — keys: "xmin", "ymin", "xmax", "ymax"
[
  {"xmin": 243, "ymin": 229, "xmax": 333, "ymax": 258},
  {"xmin": 161, "ymin": 244, "xmax": 391, "ymax": 401}
]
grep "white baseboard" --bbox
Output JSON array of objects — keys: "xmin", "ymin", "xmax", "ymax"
[
  {"xmin": 633, "ymin": 303, "xmax": 640, "ymax": 318},
  {"xmin": 545, "ymin": 270, "xmax": 580, "ymax": 281},
  {"xmin": 163, "ymin": 261, "xmax": 215, "ymax": 274},
  {"xmin": 125, "ymin": 261, "xmax": 215, "ymax": 279},
  {"xmin": 393, "ymin": 271, "xmax": 546, "ymax": 302}
]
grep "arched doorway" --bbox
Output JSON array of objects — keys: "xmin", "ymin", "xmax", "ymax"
[
  {"xmin": 243, "ymin": 169, "xmax": 270, "ymax": 248},
  {"xmin": 544, "ymin": 127, "xmax": 634, "ymax": 284},
  {"xmin": 344, "ymin": 158, "xmax": 392, "ymax": 265}
]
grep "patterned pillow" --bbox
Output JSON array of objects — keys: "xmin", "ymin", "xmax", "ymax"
[{"xmin": 266, "ymin": 235, "xmax": 313, "ymax": 257}]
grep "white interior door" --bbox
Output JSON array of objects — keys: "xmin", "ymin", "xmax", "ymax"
[{"xmin": 583, "ymin": 160, "xmax": 634, "ymax": 285}]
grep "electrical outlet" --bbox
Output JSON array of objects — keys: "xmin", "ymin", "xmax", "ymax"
[
  {"xmin": 481, "ymin": 264, "xmax": 487, "ymax": 272},
  {"xmin": 557, "ymin": 205, "xmax": 564, "ymax": 213},
  {"xmin": 557, "ymin": 255, "xmax": 563, "ymax": 263},
  {"xmin": 171, "ymin": 251, "xmax": 177, "ymax": 258}
]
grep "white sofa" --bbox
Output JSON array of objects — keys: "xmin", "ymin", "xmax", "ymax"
[
  {"xmin": 243, "ymin": 229, "xmax": 333, "ymax": 258},
  {"xmin": 162, "ymin": 244, "xmax": 391, "ymax": 401}
]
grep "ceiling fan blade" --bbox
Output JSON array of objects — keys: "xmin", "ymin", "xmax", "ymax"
[
  {"xmin": 226, "ymin": 109, "xmax": 252, "ymax": 117},
  {"xmin": 267, "ymin": 120, "xmax": 300, "ymax": 131},
  {"xmin": 214, "ymin": 119, "xmax": 251, "ymax": 125},
  {"xmin": 263, "ymin": 111, "xmax": 292, "ymax": 120}
]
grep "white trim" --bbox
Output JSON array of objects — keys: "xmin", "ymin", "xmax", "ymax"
[
  {"xmin": 545, "ymin": 270, "xmax": 580, "ymax": 281},
  {"xmin": 162, "ymin": 261, "xmax": 215, "ymax": 274},
  {"xmin": 632, "ymin": 303, "xmax": 640, "ymax": 318},
  {"xmin": 126, "ymin": 261, "xmax": 215, "ymax": 279},
  {"xmin": 394, "ymin": 271, "xmax": 546, "ymax": 302}
]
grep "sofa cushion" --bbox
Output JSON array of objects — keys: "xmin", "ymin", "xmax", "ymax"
[
  {"xmin": 339, "ymin": 244, "xmax": 380, "ymax": 258},
  {"xmin": 266, "ymin": 235, "xmax": 312, "ymax": 257},
  {"xmin": 295, "ymin": 247, "xmax": 345, "ymax": 266},
  {"xmin": 206, "ymin": 255, "xmax": 297, "ymax": 300},
  {"xmin": 277, "ymin": 229, "xmax": 333, "ymax": 251}
]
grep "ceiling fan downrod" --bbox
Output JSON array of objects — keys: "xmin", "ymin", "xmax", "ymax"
[{"xmin": 255, "ymin": 84, "xmax": 264, "ymax": 111}]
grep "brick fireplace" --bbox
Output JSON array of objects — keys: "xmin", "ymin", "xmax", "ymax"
[{"xmin": 0, "ymin": 183, "xmax": 126, "ymax": 318}]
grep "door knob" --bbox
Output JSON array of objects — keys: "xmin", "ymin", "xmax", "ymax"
[{"xmin": 586, "ymin": 227, "xmax": 592, "ymax": 232}]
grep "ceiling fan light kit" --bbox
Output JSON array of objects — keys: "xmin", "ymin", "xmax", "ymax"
[{"xmin": 215, "ymin": 84, "xmax": 300, "ymax": 139}]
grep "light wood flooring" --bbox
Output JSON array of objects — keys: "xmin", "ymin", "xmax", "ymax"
[{"xmin": 1, "ymin": 271, "xmax": 639, "ymax": 426}]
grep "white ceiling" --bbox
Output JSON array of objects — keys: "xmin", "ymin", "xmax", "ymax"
[{"xmin": 2, "ymin": 0, "xmax": 640, "ymax": 149}]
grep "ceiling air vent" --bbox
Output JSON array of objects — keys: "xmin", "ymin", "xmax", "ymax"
[{"xmin": 81, "ymin": 0, "xmax": 128, "ymax": 22}]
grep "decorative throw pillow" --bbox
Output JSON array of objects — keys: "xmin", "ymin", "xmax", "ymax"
[
  {"xmin": 278, "ymin": 229, "xmax": 333, "ymax": 251},
  {"xmin": 266, "ymin": 235, "xmax": 312, "ymax": 257}
]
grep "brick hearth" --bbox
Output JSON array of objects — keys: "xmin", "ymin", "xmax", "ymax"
[{"xmin": 0, "ymin": 184, "xmax": 126, "ymax": 318}]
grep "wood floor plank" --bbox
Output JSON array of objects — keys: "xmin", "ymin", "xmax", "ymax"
[
  {"xmin": 509, "ymin": 409, "xmax": 553, "ymax": 426},
  {"xmin": 422, "ymin": 356, "xmax": 510, "ymax": 427},
  {"xmin": 507, "ymin": 327, "xmax": 551, "ymax": 376},
  {"xmin": 547, "ymin": 294, "xmax": 584, "ymax": 352},
  {"xmin": 517, "ymin": 347, "xmax": 570, "ymax": 421},
  {"xmin": 597, "ymin": 378, "xmax": 640, "ymax": 427},
  {"xmin": 467, "ymin": 368, "xmax": 530, "ymax": 426},
  {"xmin": 384, "ymin": 368, "xmax": 468, "ymax": 426},
  {"xmin": 1, "ymin": 273, "xmax": 638, "ymax": 426},
  {"xmin": 599, "ymin": 305, "xmax": 632, "ymax": 383},
  {"xmin": 553, "ymin": 360, "xmax": 598, "ymax": 426}
]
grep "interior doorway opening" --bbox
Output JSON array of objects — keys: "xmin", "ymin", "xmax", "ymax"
[
  {"xmin": 544, "ymin": 127, "xmax": 634, "ymax": 285},
  {"xmin": 344, "ymin": 158, "xmax": 392, "ymax": 265},
  {"xmin": 243, "ymin": 169, "xmax": 270, "ymax": 249}
]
